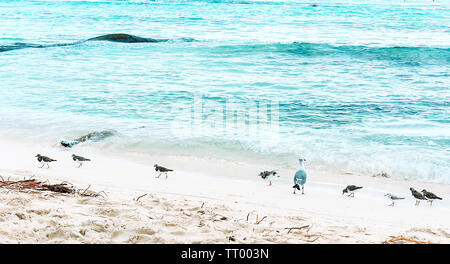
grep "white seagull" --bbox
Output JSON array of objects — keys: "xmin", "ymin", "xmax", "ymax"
[
  {"xmin": 384, "ymin": 193, "xmax": 405, "ymax": 206},
  {"xmin": 293, "ymin": 158, "xmax": 307, "ymax": 195}
]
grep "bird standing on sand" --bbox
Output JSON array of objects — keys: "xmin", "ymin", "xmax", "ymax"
[
  {"xmin": 154, "ymin": 164, "xmax": 173, "ymax": 179},
  {"xmin": 293, "ymin": 158, "xmax": 307, "ymax": 195},
  {"xmin": 72, "ymin": 154, "xmax": 91, "ymax": 168},
  {"xmin": 259, "ymin": 170, "xmax": 279, "ymax": 186},
  {"xmin": 342, "ymin": 185, "xmax": 363, "ymax": 197},
  {"xmin": 410, "ymin": 187, "xmax": 427, "ymax": 206},
  {"xmin": 384, "ymin": 193, "xmax": 405, "ymax": 206},
  {"xmin": 421, "ymin": 189, "xmax": 442, "ymax": 206},
  {"xmin": 35, "ymin": 154, "xmax": 57, "ymax": 168}
]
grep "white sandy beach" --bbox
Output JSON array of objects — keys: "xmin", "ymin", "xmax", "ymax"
[{"xmin": 0, "ymin": 136, "xmax": 449, "ymax": 244}]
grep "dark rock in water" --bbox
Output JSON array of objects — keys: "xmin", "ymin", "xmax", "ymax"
[
  {"xmin": 60, "ymin": 140, "xmax": 79, "ymax": 148},
  {"xmin": 60, "ymin": 130, "xmax": 115, "ymax": 148},
  {"xmin": 0, "ymin": 34, "xmax": 173, "ymax": 53},
  {"xmin": 87, "ymin": 33, "xmax": 168, "ymax": 43}
]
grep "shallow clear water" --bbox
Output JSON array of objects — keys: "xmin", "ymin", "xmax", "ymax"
[{"xmin": 0, "ymin": 0, "xmax": 449, "ymax": 183}]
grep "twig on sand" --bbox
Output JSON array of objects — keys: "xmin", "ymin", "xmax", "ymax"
[
  {"xmin": 304, "ymin": 234, "xmax": 321, "ymax": 238},
  {"xmin": 245, "ymin": 211, "xmax": 267, "ymax": 225},
  {"xmin": 285, "ymin": 225, "xmax": 310, "ymax": 234},
  {"xmin": 93, "ymin": 190, "xmax": 108, "ymax": 198},
  {"xmin": 76, "ymin": 185, "xmax": 108, "ymax": 198},
  {"xmin": 256, "ymin": 215, "xmax": 267, "ymax": 225},
  {"xmin": 304, "ymin": 234, "xmax": 323, "ymax": 242},
  {"xmin": 212, "ymin": 214, "xmax": 228, "ymax": 221},
  {"xmin": 381, "ymin": 236, "xmax": 438, "ymax": 244},
  {"xmin": 246, "ymin": 210, "xmax": 258, "ymax": 222},
  {"xmin": 306, "ymin": 236, "xmax": 321, "ymax": 243},
  {"xmin": 134, "ymin": 193, "xmax": 148, "ymax": 202},
  {"xmin": 80, "ymin": 184, "xmax": 91, "ymax": 195}
]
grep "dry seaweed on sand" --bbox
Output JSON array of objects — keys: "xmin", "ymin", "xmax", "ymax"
[
  {"xmin": 0, "ymin": 176, "xmax": 106, "ymax": 198},
  {"xmin": 381, "ymin": 236, "xmax": 438, "ymax": 244},
  {"xmin": 0, "ymin": 177, "xmax": 74, "ymax": 194}
]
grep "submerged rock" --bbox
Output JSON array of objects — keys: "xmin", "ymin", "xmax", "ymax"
[{"xmin": 60, "ymin": 130, "xmax": 115, "ymax": 148}]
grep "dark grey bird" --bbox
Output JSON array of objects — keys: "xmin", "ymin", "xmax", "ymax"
[
  {"xmin": 384, "ymin": 193, "xmax": 405, "ymax": 206},
  {"xmin": 421, "ymin": 189, "xmax": 442, "ymax": 206},
  {"xmin": 35, "ymin": 154, "xmax": 57, "ymax": 168},
  {"xmin": 72, "ymin": 154, "xmax": 91, "ymax": 168},
  {"xmin": 154, "ymin": 164, "xmax": 173, "ymax": 179},
  {"xmin": 342, "ymin": 185, "xmax": 363, "ymax": 197},
  {"xmin": 410, "ymin": 187, "xmax": 427, "ymax": 206},
  {"xmin": 258, "ymin": 170, "xmax": 279, "ymax": 186}
]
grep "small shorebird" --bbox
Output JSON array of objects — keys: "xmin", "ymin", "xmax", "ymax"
[
  {"xmin": 258, "ymin": 170, "xmax": 279, "ymax": 186},
  {"xmin": 342, "ymin": 185, "xmax": 363, "ymax": 197},
  {"xmin": 154, "ymin": 164, "xmax": 173, "ymax": 179},
  {"xmin": 293, "ymin": 158, "xmax": 307, "ymax": 195},
  {"xmin": 35, "ymin": 154, "xmax": 57, "ymax": 169},
  {"xmin": 410, "ymin": 187, "xmax": 427, "ymax": 206},
  {"xmin": 421, "ymin": 189, "xmax": 442, "ymax": 206},
  {"xmin": 384, "ymin": 193, "xmax": 405, "ymax": 206},
  {"xmin": 72, "ymin": 154, "xmax": 91, "ymax": 168}
]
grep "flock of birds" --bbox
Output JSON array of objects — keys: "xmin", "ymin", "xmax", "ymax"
[
  {"xmin": 36, "ymin": 154, "xmax": 90, "ymax": 168},
  {"xmin": 34, "ymin": 154, "xmax": 443, "ymax": 207},
  {"xmin": 35, "ymin": 154, "xmax": 173, "ymax": 178},
  {"xmin": 257, "ymin": 158, "xmax": 443, "ymax": 207}
]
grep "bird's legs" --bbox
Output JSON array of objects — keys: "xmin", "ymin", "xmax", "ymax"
[
  {"xmin": 293, "ymin": 189, "xmax": 296, "ymax": 194},
  {"xmin": 77, "ymin": 162, "xmax": 83, "ymax": 168},
  {"xmin": 415, "ymin": 200, "xmax": 420, "ymax": 206},
  {"xmin": 389, "ymin": 201, "xmax": 394, "ymax": 206},
  {"xmin": 428, "ymin": 200, "xmax": 433, "ymax": 207},
  {"xmin": 46, "ymin": 163, "xmax": 50, "ymax": 169},
  {"xmin": 269, "ymin": 181, "xmax": 272, "ymax": 186},
  {"xmin": 302, "ymin": 186, "xmax": 304, "ymax": 195},
  {"xmin": 165, "ymin": 172, "xmax": 168, "ymax": 179},
  {"xmin": 39, "ymin": 163, "xmax": 44, "ymax": 168},
  {"xmin": 156, "ymin": 173, "xmax": 161, "ymax": 178}
]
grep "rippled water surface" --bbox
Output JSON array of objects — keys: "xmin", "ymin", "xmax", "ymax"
[{"xmin": 0, "ymin": 0, "xmax": 449, "ymax": 183}]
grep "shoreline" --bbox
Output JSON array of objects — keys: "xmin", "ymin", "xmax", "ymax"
[{"xmin": 0, "ymin": 137, "xmax": 449, "ymax": 243}]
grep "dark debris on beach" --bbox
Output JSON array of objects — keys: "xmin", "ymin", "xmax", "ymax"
[{"xmin": 0, "ymin": 176, "xmax": 107, "ymax": 198}]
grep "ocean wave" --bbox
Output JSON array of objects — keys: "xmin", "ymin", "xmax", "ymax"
[
  {"xmin": 2, "ymin": 35, "xmax": 449, "ymax": 66},
  {"xmin": 210, "ymin": 42, "xmax": 450, "ymax": 65}
]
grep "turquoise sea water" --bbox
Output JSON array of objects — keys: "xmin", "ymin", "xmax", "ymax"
[{"xmin": 0, "ymin": 0, "xmax": 449, "ymax": 183}]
